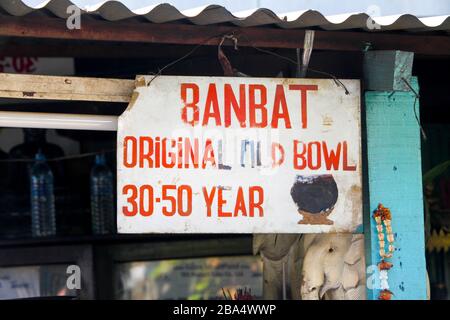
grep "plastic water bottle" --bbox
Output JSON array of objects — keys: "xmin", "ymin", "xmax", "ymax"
[
  {"xmin": 30, "ymin": 151, "xmax": 56, "ymax": 237},
  {"xmin": 90, "ymin": 154, "xmax": 115, "ymax": 234}
]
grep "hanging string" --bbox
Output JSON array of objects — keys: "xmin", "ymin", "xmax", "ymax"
[
  {"xmin": 401, "ymin": 77, "xmax": 427, "ymax": 141},
  {"xmin": 145, "ymin": 32, "xmax": 233, "ymax": 88},
  {"xmin": 236, "ymin": 33, "xmax": 350, "ymax": 95},
  {"xmin": 0, "ymin": 149, "xmax": 115, "ymax": 163},
  {"xmin": 140, "ymin": 32, "xmax": 350, "ymax": 95}
]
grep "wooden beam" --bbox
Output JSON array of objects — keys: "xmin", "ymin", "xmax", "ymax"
[
  {"xmin": 0, "ymin": 73, "xmax": 134, "ymax": 102},
  {"xmin": 363, "ymin": 50, "xmax": 414, "ymax": 91},
  {"xmin": 0, "ymin": 39, "xmax": 214, "ymax": 58},
  {"xmin": 0, "ymin": 14, "xmax": 449, "ymax": 55},
  {"xmin": 364, "ymin": 75, "xmax": 428, "ymax": 300}
]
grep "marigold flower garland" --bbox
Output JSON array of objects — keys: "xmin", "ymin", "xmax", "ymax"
[{"xmin": 373, "ymin": 204, "xmax": 395, "ymax": 300}]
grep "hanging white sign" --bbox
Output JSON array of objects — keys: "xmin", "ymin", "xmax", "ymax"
[{"xmin": 117, "ymin": 76, "xmax": 362, "ymax": 233}]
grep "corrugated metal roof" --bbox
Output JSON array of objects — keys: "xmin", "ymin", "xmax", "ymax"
[{"xmin": 1, "ymin": 1, "xmax": 449, "ymax": 32}]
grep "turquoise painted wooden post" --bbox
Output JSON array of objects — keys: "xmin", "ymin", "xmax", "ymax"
[{"xmin": 365, "ymin": 76, "xmax": 427, "ymax": 300}]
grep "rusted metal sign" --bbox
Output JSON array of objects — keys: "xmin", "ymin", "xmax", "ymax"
[{"xmin": 117, "ymin": 76, "xmax": 362, "ymax": 233}]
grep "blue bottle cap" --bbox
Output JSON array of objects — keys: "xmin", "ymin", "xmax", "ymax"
[
  {"xmin": 35, "ymin": 151, "xmax": 46, "ymax": 162},
  {"xmin": 95, "ymin": 154, "xmax": 106, "ymax": 165}
]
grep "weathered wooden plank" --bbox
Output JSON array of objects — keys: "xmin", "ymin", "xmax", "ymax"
[
  {"xmin": 365, "ymin": 77, "xmax": 427, "ymax": 300},
  {"xmin": 0, "ymin": 14, "xmax": 449, "ymax": 55},
  {"xmin": 0, "ymin": 73, "xmax": 134, "ymax": 102}
]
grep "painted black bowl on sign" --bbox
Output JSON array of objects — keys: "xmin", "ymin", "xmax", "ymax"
[{"xmin": 290, "ymin": 174, "xmax": 338, "ymax": 225}]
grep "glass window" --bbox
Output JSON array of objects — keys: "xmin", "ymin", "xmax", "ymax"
[
  {"xmin": 116, "ymin": 255, "xmax": 262, "ymax": 300},
  {"xmin": 0, "ymin": 265, "xmax": 77, "ymax": 299}
]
